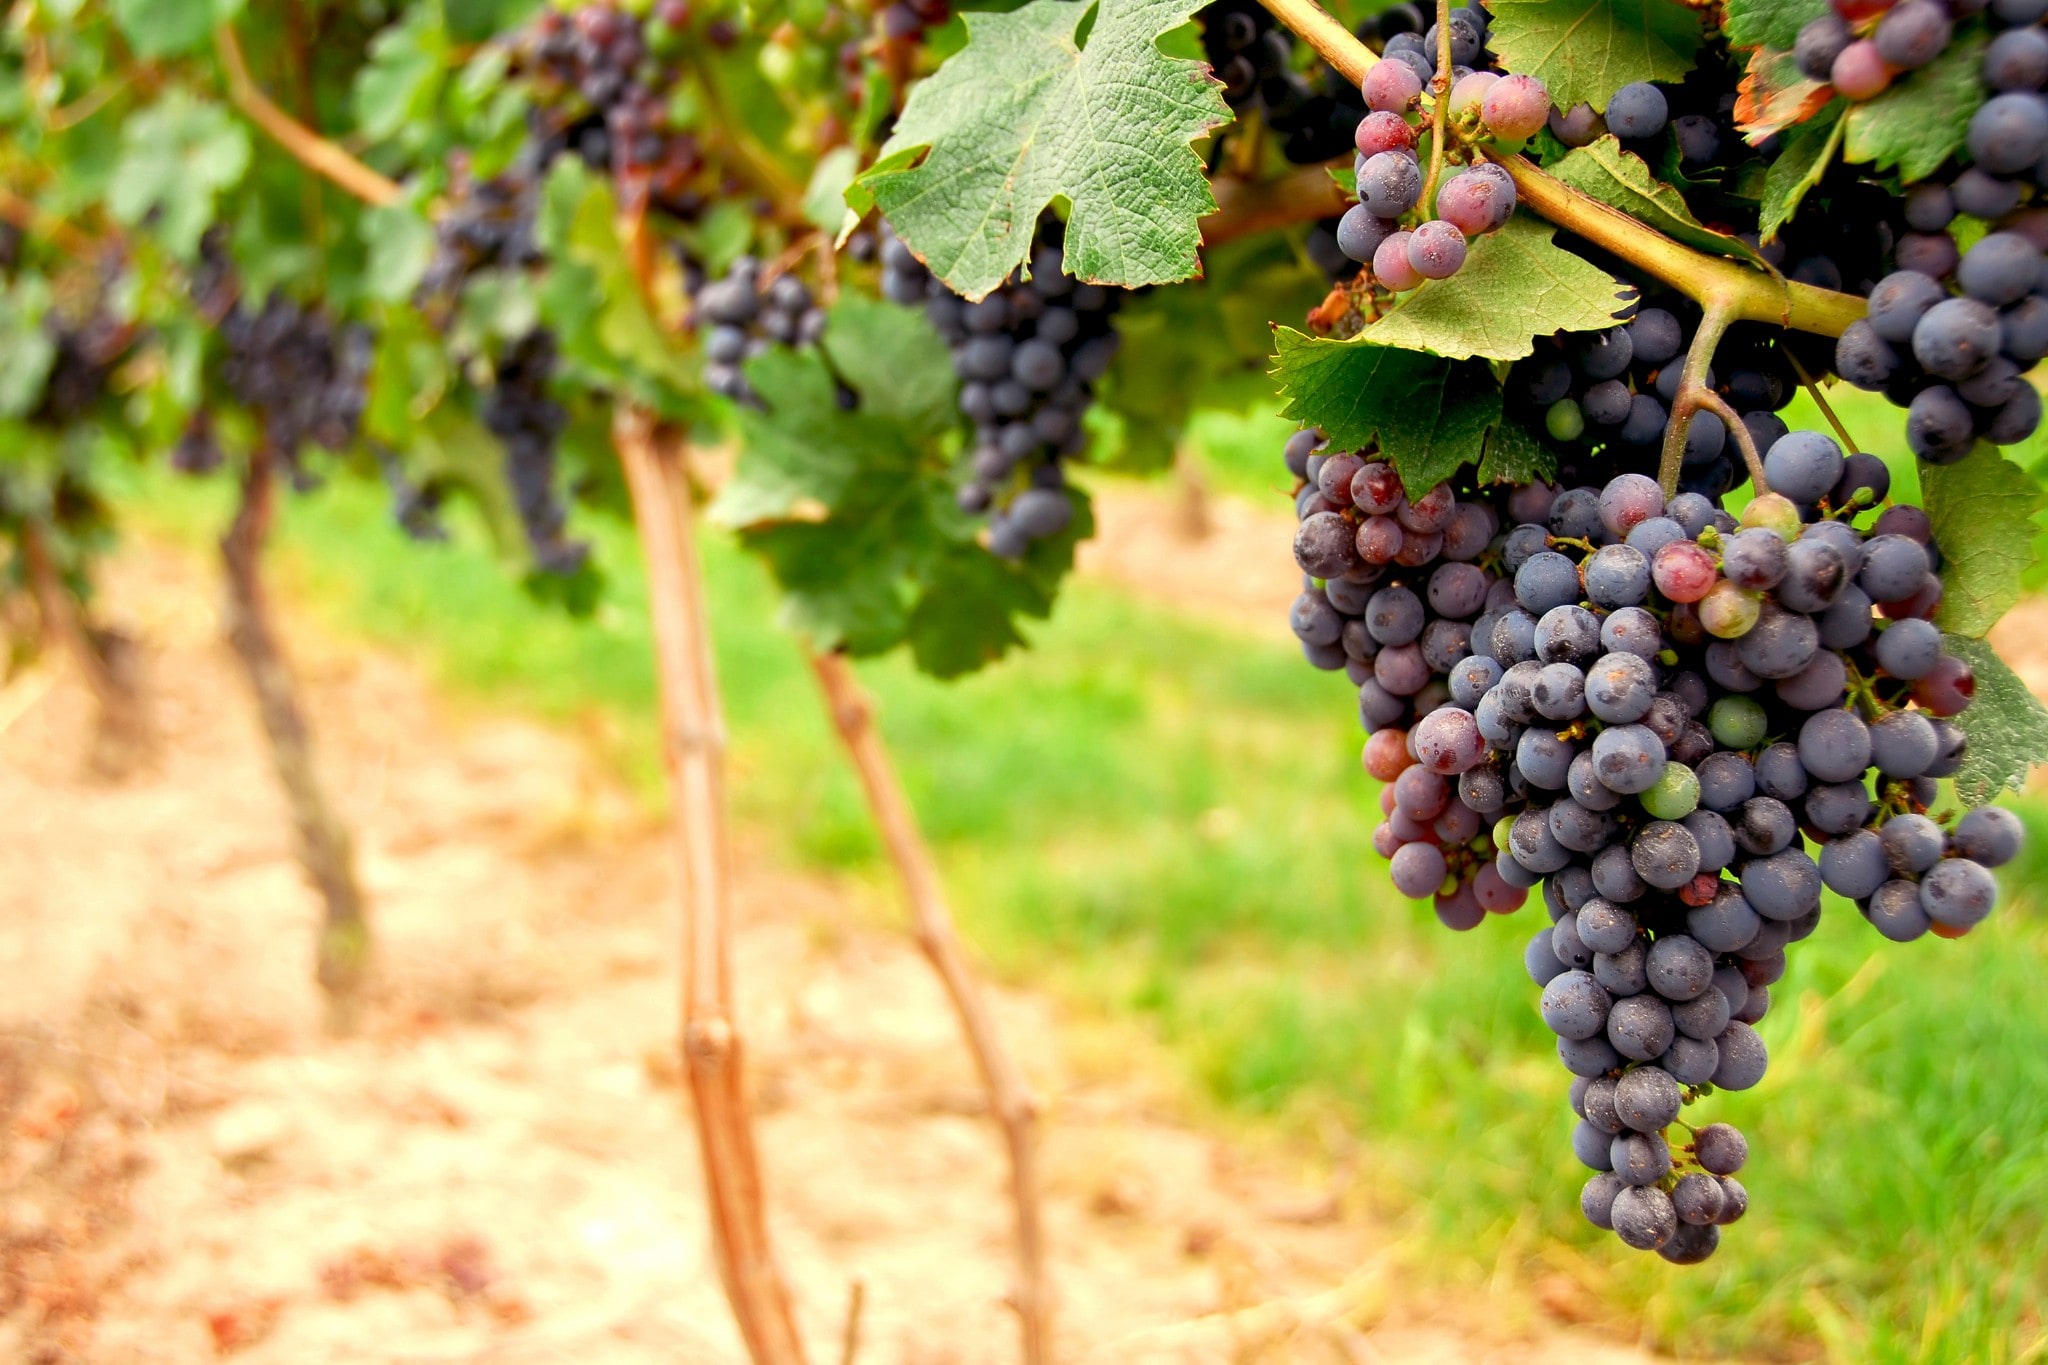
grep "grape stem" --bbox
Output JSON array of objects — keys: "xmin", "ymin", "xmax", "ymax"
[
  {"xmin": 1785, "ymin": 348, "xmax": 1863, "ymax": 454},
  {"xmin": 1655, "ymin": 296, "xmax": 1755, "ymax": 498},
  {"xmin": 215, "ymin": 24, "xmax": 401, "ymax": 209},
  {"xmin": 1696, "ymin": 388, "xmax": 1767, "ymax": 494},
  {"xmin": 1420, "ymin": 0, "xmax": 1454, "ymax": 215},
  {"xmin": 1252, "ymin": 0, "xmax": 1868, "ymax": 339}
]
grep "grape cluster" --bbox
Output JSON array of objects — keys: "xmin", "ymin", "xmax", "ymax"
[
  {"xmin": 375, "ymin": 445, "xmax": 449, "ymax": 544},
  {"xmin": 1287, "ymin": 425, "xmax": 2023, "ymax": 1260},
  {"xmin": 880, "ymin": 228, "xmax": 1121, "ymax": 559},
  {"xmin": 525, "ymin": 2, "xmax": 707, "ymax": 216},
  {"xmin": 1198, "ymin": 1, "xmax": 1370, "ymax": 166},
  {"xmin": 219, "ymin": 292, "xmax": 372, "ymax": 485},
  {"xmin": 1337, "ymin": 22, "xmax": 1543, "ymax": 289},
  {"xmin": 171, "ymin": 412, "xmax": 224, "ymax": 476},
  {"xmin": 1509, "ymin": 302, "xmax": 1804, "ymax": 502},
  {"xmin": 691, "ymin": 257, "xmax": 828, "ymax": 404},
  {"xmin": 416, "ymin": 148, "xmax": 546, "ymax": 316},
  {"xmin": 481, "ymin": 329, "xmax": 587, "ymax": 576}
]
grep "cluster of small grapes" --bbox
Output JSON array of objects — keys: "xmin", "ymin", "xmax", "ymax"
[
  {"xmin": 1836, "ymin": 235, "xmax": 2045, "ymax": 460},
  {"xmin": 1197, "ymin": 1, "xmax": 1369, "ymax": 166},
  {"xmin": 1287, "ymin": 421, "xmax": 2025, "ymax": 1259},
  {"xmin": 36, "ymin": 310, "xmax": 132, "ymax": 425},
  {"xmin": 482, "ymin": 329, "xmax": 586, "ymax": 576},
  {"xmin": 172, "ymin": 412, "xmax": 224, "ymax": 475},
  {"xmin": 525, "ymin": 2, "xmax": 706, "ymax": 215},
  {"xmin": 1336, "ymin": 41, "xmax": 1547, "ymax": 288},
  {"xmin": 691, "ymin": 257, "xmax": 828, "ymax": 404},
  {"xmin": 880, "ymin": 229, "xmax": 1121, "ymax": 559},
  {"xmin": 1511, "ymin": 305, "xmax": 1800, "ymax": 501},
  {"xmin": 415, "ymin": 147, "xmax": 546, "ymax": 317},
  {"xmin": 1794, "ymin": 0, "xmax": 2046, "ymax": 108},
  {"xmin": 375, "ymin": 446, "xmax": 449, "ymax": 544},
  {"xmin": 1543, "ymin": 67, "xmax": 1733, "ymax": 173},
  {"xmin": 1284, "ymin": 428, "xmax": 1536, "ymax": 923},
  {"xmin": 219, "ymin": 293, "xmax": 372, "ymax": 486}
]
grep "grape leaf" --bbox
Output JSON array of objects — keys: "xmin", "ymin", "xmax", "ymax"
[
  {"xmin": 534, "ymin": 162, "xmax": 694, "ymax": 403},
  {"xmin": 712, "ymin": 297, "xmax": 1073, "ymax": 674},
  {"xmin": 851, "ymin": 0, "xmax": 1230, "ymax": 301},
  {"xmin": 1947, "ymin": 635, "xmax": 2048, "ymax": 807},
  {"xmin": 1723, "ymin": 0, "xmax": 1830, "ymax": 51},
  {"xmin": 1361, "ymin": 215, "xmax": 1634, "ymax": 362},
  {"xmin": 1271, "ymin": 328, "xmax": 1502, "ymax": 498},
  {"xmin": 106, "ymin": 93, "xmax": 251, "ymax": 259},
  {"xmin": 1923, "ymin": 444, "xmax": 2048, "ymax": 640},
  {"xmin": 1843, "ymin": 29, "xmax": 1987, "ymax": 183},
  {"xmin": 1550, "ymin": 138, "xmax": 1771, "ymax": 267},
  {"xmin": 0, "ymin": 275, "xmax": 56, "ymax": 420},
  {"xmin": 1733, "ymin": 46, "xmax": 1834, "ymax": 142},
  {"xmin": 352, "ymin": 2, "xmax": 452, "ymax": 147},
  {"xmin": 1484, "ymin": 0, "xmax": 1705, "ymax": 113},
  {"xmin": 110, "ymin": 0, "xmax": 244, "ymax": 58},
  {"xmin": 802, "ymin": 147, "xmax": 860, "ymax": 236},
  {"xmin": 1757, "ymin": 99, "xmax": 1845, "ymax": 241},
  {"xmin": 1478, "ymin": 416, "xmax": 1559, "ymax": 486}
]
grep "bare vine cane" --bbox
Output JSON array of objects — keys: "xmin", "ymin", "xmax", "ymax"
[
  {"xmin": 807, "ymin": 649, "xmax": 1054, "ymax": 1365},
  {"xmin": 616, "ymin": 410, "xmax": 811, "ymax": 1365}
]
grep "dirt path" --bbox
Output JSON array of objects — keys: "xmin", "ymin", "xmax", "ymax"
[{"xmin": 0, "ymin": 540, "xmax": 1683, "ymax": 1364}]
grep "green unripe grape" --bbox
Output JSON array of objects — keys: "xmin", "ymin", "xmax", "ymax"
[
  {"xmin": 1641, "ymin": 761, "xmax": 1701, "ymax": 820},
  {"xmin": 1738, "ymin": 491, "xmax": 1802, "ymax": 540},
  {"xmin": 1494, "ymin": 814, "xmax": 1517, "ymax": 851},
  {"xmin": 1547, "ymin": 398, "xmax": 1586, "ymax": 441},
  {"xmin": 1709, "ymin": 694, "xmax": 1768, "ymax": 750},
  {"xmin": 1698, "ymin": 578, "xmax": 1762, "ymax": 639}
]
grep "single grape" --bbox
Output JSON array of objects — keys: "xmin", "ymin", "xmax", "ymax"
[
  {"xmin": 1796, "ymin": 12, "xmax": 1851, "ymax": 79},
  {"xmin": 1921, "ymin": 857, "xmax": 1998, "ymax": 929},
  {"xmin": 1713, "ymin": 1021, "xmax": 1770, "ymax": 1090},
  {"xmin": 1606, "ymin": 82, "xmax": 1669, "ymax": 138},
  {"xmin": 1832, "ymin": 39, "xmax": 1894, "ymax": 100},
  {"xmin": 1359, "ymin": 150, "xmax": 1423, "ymax": 218},
  {"xmin": 1435, "ymin": 165, "xmax": 1518, "ymax": 236},
  {"xmin": 1548, "ymin": 102, "xmax": 1605, "ymax": 146},
  {"xmin": 1873, "ymin": 0, "xmax": 1951, "ymax": 70},
  {"xmin": 1373, "ymin": 231, "xmax": 1424, "ymax": 291},
  {"xmin": 1611, "ymin": 1185, "xmax": 1677, "ymax": 1251},
  {"xmin": 1653, "ymin": 540, "xmax": 1718, "ymax": 603},
  {"xmin": 1335, "ymin": 204, "xmax": 1399, "ymax": 264},
  {"xmin": 1763, "ymin": 430, "xmax": 1845, "ymax": 506},
  {"xmin": 1407, "ymin": 220, "xmax": 1468, "ymax": 280},
  {"xmin": 1952, "ymin": 806, "xmax": 2024, "ymax": 867},
  {"xmin": 1355, "ymin": 110, "xmax": 1419, "ymax": 158},
  {"xmin": 1362, "ymin": 58, "xmax": 1424, "ymax": 112},
  {"xmin": 1985, "ymin": 27, "xmax": 2048, "ymax": 92},
  {"xmin": 1969, "ymin": 92, "xmax": 2048, "ymax": 175},
  {"xmin": 1642, "ymin": 762, "xmax": 1702, "ymax": 820},
  {"xmin": 1480, "ymin": 72, "xmax": 1551, "ymax": 140}
]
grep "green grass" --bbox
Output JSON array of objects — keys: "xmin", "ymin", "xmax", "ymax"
[{"xmin": 106, "ymin": 444, "xmax": 2048, "ymax": 1363}]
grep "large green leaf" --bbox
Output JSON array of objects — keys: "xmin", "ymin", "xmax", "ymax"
[
  {"xmin": 1477, "ymin": 416, "xmax": 1560, "ymax": 486},
  {"xmin": 1758, "ymin": 101, "xmax": 1845, "ymax": 242},
  {"xmin": 1551, "ymin": 138, "xmax": 1771, "ymax": 266},
  {"xmin": 1843, "ymin": 29, "xmax": 1987, "ymax": 183},
  {"xmin": 853, "ymin": 0, "xmax": 1230, "ymax": 300},
  {"xmin": 106, "ymin": 92, "xmax": 251, "ymax": 259},
  {"xmin": 1723, "ymin": 0, "xmax": 1830, "ymax": 51},
  {"xmin": 1924, "ymin": 445, "xmax": 2047, "ymax": 640},
  {"xmin": 1271, "ymin": 328, "xmax": 1502, "ymax": 498},
  {"xmin": 1948, "ymin": 635, "xmax": 2048, "ymax": 807},
  {"xmin": 1362, "ymin": 214, "xmax": 1633, "ymax": 361},
  {"xmin": 712, "ymin": 298, "xmax": 1073, "ymax": 674},
  {"xmin": 1485, "ymin": 0, "xmax": 1705, "ymax": 113}
]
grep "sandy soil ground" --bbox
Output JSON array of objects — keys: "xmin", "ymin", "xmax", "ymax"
[{"xmin": 0, "ymin": 536, "xmax": 1694, "ymax": 1364}]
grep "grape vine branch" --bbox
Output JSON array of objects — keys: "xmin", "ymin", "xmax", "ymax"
[{"xmin": 1255, "ymin": 0, "xmax": 1869, "ymax": 339}]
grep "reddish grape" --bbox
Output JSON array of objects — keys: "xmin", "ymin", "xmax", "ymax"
[
  {"xmin": 1434, "ymin": 801, "xmax": 1482, "ymax": 845},
  {"xmin": 1653, "ymin": 540, "xmax": 1719, "ymax": 602},
  {"xmin": 1395, "ymin": 530, "xmax": 1445, "ymax": 565},
  {"xmin": 1473, "ymin": 862, "xmax": 1527, "ymax": 913},
  {"xmin": 1435, "ymin": 165, "xmax": 1518, "ymax": 236},
  {"xmin": 1435, "ymin": 880, "xmax": 1487, "ymax": 930},
  {"xmin": 1880, "ymin": 574, "xmax": 1944, "ymax": 621},
  {"xmin": 1362, "ymin": 60, "xmax": 1424, "ymax": 113},
  {"xmin": 1375, "ymin": 231, "xmax": 1424, "ymax": 290},
  {"xmin": 1414, "ymin": 706, "xmax": 1486, "ymax": 774},
  {"xmin": 1372, "ymin": 822, "xmax": 1403, "ymax": 858},
  {"xmin": 1317, "ymin": 452, "xmax": 1366, "ymax": 506},
  {"xmin": 1831, "ymin": 0, "xmax": 1896, "ymax": 22},
  {"xmin": 1407, "ymin": 220, "xmax": 1468, "ymax": 280},
  {"xmin": 1395, "ymin": 764, "xmax": 1452, "ymax": 818},
  {"xmin": 1912, "ymin": 654, "xmax": 1976, "ymax": 715},
  {"xmin": 1399, "ymin": 482, "xmax": 1458, "ymax": 533},
  {"xmin": 1481, "ymin": 73, "xmax": 1551, "ymax": 141},
  {"xmin": 1364, "ymin": 727, "xmax": 1415, "ymax": 778},
  {"xmin": 1355, "ymin": 110, "xmax": 1418, "ymax": 157},
  {"xmin": 1930, "ymin": 921, "xmax": 1973, "ymax": 939},
  {"xmin": 1352, "ymin": 460, "xmax": 1405, "ymax": 514},
  {"xmin": 1831, "ymin": 40, "xmax": 1894, "ymax": 99},
  {"xmin": 1391, "ymin": 840, "xmax": 1451, "ymax": 896}
]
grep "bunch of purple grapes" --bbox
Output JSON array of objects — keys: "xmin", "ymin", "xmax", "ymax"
[
  {"xmin": 880, "ymin": 227, "xmax": 1121, "ymax": 559},
  {"xmin": 482, "ymin": 329, "xmax": 587, "ymax": 577},
  {"xmin": 691, "ymin": 257, "xmax": 828, "ymax": 405},
  {"xmin": 1286, "ymin": 420, "xmax": 2023, "ymax": 1259},
  {"xmin": 1336, "ymin": 42, "xmax": 1550, "ymax": 288},
  {"xmin": 1198, "ymin": 1, "xmax": 1373, "ymax": 166},
  {"xmin": 219, "ymin": 292, "xmax": 372, "ymax": 487}
]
